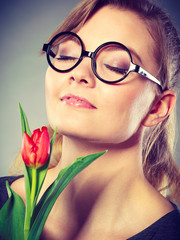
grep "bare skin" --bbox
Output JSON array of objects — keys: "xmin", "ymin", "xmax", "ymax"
[
  {"xmin": 11, "ymin": 6, "xmax": 175, "ymax": 240},
  {"xmin": 11, "ymin": 140, "xmax": 174, "ymax": 240}
]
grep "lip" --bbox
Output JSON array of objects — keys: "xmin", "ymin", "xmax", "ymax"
[{"xmin": 60, "ymin": 94, "xmax": 96, "ymax": 109}]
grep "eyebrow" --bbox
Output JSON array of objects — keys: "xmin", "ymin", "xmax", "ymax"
[
  {"xmin": 54, "ymin": 36, "xmax": 82, "ymax": 47},
  {"xmin": 102, "ymin": 44, "xmax": 144, "ymax": 67}
]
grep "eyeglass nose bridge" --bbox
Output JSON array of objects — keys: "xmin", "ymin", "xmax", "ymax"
[
  {"xmin": 77, "ymin": 50, "xmax": 95, "ymax": 72},
  {"xmin": 82, "ymin": 50, "xmax": 94, "ymax": 59}
]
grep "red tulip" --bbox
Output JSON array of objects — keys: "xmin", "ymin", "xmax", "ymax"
[{"xmin": 21, "ymin": 127, "xmax": 50, "ymax": 168}]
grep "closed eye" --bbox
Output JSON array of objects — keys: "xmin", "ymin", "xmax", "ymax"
[
  {"xmin": 56, "ymin": 55, "xmax": 78, "ymax": 61},
  {"xmin": 104, "ymin": 64, "xmax": 128, "ymax": 75}
]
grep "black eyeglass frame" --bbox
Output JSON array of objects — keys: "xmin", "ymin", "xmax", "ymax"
[{"xmin": 43, "ymin": 31, "xmax": 162, "ymax": 88}]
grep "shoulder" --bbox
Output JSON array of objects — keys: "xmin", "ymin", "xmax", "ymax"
[
  {"xmin": 0, "ymin": 175, "xmax": 24, "ymax": 209},
  {"xmin": 128, "ymin": 207, "xmax": 180, "ymax": 240}
]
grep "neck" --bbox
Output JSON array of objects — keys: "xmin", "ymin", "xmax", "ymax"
[
  {"xmin": 52, "ymin": 133, "xmax": 145, "ymax": 196},
  {"xmin": 41, "ymin": 133, "xmax": 173, "ymax": 240}
]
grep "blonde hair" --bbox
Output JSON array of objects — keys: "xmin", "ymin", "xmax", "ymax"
[{"xmin": 10, "ymin": 0, "xmax": 180, "ymax": 206}]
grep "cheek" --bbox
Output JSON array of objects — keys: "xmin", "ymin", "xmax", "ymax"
[
  {"xmin": 45, "ymin": 67, "xmax": 59, "ymax": 99},
  {"xmin": 106, "ymin": 82, "xmax": 155, "ymax": 142},
  {"xmin": 45, "ymin": 67, "xmax": 64, "ymax": 129},
  {"xmin": 45, "ymin": 67, "xmax": 67, "ymax": 109},
  {"xmin": 125, "ymin": 83, "xmax": 155, "ymax": 131}
]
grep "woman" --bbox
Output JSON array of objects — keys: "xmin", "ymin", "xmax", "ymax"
[{"xmin": 1, "ymin": 0, "xmax": 180, "ymax": 239}]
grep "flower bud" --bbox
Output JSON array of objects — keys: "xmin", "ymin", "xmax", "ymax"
[{"xmin": 21, "ymin": 127, "xmax": 50, "ymax": 168}]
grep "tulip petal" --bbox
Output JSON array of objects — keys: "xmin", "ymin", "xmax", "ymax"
[
  {"xmin": 21, "ymin": 132, "xmax": 35, "ymax": 167},
  {"xmin": 32, "ymin": 129, "xmax": 41, "ymax": 144},
  {"xmin": 35, "ymin": 128, "xmax": 50, "ymax": 167},
  {"xmin": 21, "ymin": 127, "xmax": 50, "ymax": 169}
]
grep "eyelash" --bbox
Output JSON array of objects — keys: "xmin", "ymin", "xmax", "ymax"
[
  {"xmin": 56, "ymin": 55, "xmax": 78, "ymax": 61},
  {"xmin": 104, "ymin": 64, "xmax": 128, "ymax": 75}
]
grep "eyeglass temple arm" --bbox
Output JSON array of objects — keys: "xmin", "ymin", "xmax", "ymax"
[
  {"xmin": 131, "ymin": 63, "xmax": 162, "ymax": 88},
  {"xmin": 42, "ymin": 44, "xmax": 56, "ymax": 58}
]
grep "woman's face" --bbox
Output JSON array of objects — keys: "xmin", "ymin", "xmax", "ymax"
[{"xmin": 45, "ymin": 6, "xmax": 157, "ymax": 144}]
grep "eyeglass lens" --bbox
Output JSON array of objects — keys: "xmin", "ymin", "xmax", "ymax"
[{"xmin": 47, "ymin": 33, "xmax": 131, "ymax": 82}]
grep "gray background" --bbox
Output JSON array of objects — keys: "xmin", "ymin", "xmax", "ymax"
[{"xmin": 0, "ymin": 0, "xmax": 180, "ymax": 176}]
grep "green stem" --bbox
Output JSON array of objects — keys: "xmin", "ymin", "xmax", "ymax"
[
  {"xmin": 31, "ymin": 168, "xmax": 37, "ymax": 210},
  {"xmin": 24, "ymin": 168, "xmax": 37, "ymax": 240},
  {"xmin": 24, "ymin": 226, "xmax": 30, "ymax": 240}
]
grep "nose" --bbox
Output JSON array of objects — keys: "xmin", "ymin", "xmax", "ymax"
[{"xmin": 69, "ymin": 56, "xmax": 96, "ymax": 88}]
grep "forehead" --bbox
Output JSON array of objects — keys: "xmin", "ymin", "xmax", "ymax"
[{"xmin": 77, "ymin": 6, "xmax": 157, "ymax": 71}]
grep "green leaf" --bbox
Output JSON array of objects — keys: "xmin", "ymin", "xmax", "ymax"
[
  {"xmin": 19, "ymin": 103, "xmax": 31, "ymax": 137},
  {"xmin": 28, "ymin": 150, "xmax": 107, "ymax": 240},
  {"xmin": 19, "ymin": 103, "xmax": 32, "ymax": 238},
  {"xmin": 0, "ymin": 181, "xmax": 25, "ymax": 240}
]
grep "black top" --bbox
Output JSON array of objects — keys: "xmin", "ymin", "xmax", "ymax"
[
  {"xmin": 0, "ymin": 176, "xmax": 180, "ymax": 239},
  {"xmin": 127, "ymin": 208, "xmax": 180, "ymax": 240},
  {"xmin": 0, "ymin": 175, "xmax": 23, "ymax": 209}
]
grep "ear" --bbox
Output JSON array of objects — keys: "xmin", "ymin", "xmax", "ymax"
[{"xmin": 142, "ymin": 90, "xmax": 176, "ymax": 127}]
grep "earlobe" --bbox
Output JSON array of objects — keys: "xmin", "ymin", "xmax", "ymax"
[{"xmin": 142, "ymin": 90, "xmax": 176, "ymax": 127}]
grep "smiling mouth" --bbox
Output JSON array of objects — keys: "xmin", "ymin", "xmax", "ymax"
[{"xmin": 60, "ymin": 94, "xmax": 96, "ymax": 109}]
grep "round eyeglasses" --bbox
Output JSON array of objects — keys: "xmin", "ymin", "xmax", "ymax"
[{"xmin": 42, "ymin": 31, "xmax": 162, "ymax": 88}]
